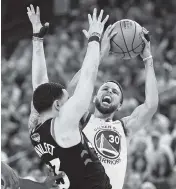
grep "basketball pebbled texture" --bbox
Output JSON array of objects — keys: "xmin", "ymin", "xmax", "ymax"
[{"xmin": 110, "ymin": 19, "xmax": 144, "ymax": 59}]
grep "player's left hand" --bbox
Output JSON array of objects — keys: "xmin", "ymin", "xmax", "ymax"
[
  {"xmin": 140, "ymin": 27, "xmax": 152, "ymax": 59},
  {"xmin": 27, "ymin": 4, "xmax": 43, "ymax": 34},
  {"xmin": 100, "ymin": 22, "xmax": 117, "ymax": 60},
  {"xmin": 43, "ymin": 171, "xmax": 65, "ymax": 188}
]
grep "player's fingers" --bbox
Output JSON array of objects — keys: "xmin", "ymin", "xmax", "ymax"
[
  {"xmin": 88, "ymin": 14, "xmax": 93, "ymax": 24},
  {"xmin": 52, "ymin": 172, "xmax": 65, "ymax": 180},
  {"xmin": 92, "ymin": 8, "xmax": 97, "ymax": 21},
  {"xmin": 30, "ymin": 4, "xmax": 35, "ymax": 13},
  {"xmin": 27, "ymin": 7, "xmax": 31, "ymax": 13},
  {"xmin": 36, "ymin": 6, "xmax": 40, "ymax": 16},
  {"xmin": 12, "ymin": 172, "xmax": 19, "ymax": 189},
  {"xmin": 104, "ymin": 24, "xmax": 112, "ymax": 37},
  {"xmin": 109, "ymin": 31, "xmax": 118, "ymax": 39},
  {"xmin": 104, "ymin": 24, "xmax": 111, "ymax": 33},
  {"xmin": 102, "ymin": 15, "xmax": 109, "ymax": 25},
  {"xmin": 3, "ymin": 178, "xmax": 10, "ymax": 189},
  {"xmin": 82, "ymin": 30, "xmax": 89, "ymax": 39},
  {"xmin": 108, "ymin": 22, "xmax": 116, "ymax": 35},
  {"xmin": 142, "ymin": 27, "xmax": 149, "ymax": 34},
  {"xmin": 3, "ymin": 180, "xmax": 7, "ymax": 189},
  {"xmin": 98, "ymin": 9, "xmax": 104, "ymax": 22}
]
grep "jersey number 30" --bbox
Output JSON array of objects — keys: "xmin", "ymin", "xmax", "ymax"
[{"xmin": 47, "ymin": 158, "xmax": 70, "ymax": 189}]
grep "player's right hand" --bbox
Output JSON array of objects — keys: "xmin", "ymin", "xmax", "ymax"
[
  {"xmin": 82, "ymin": 8, "xmax": 109, "ymax": 39},
  {"xmin": 43, "ymin": 171, "xmax": 65, "ymax": 188},
  {"xmin": 140, "ymin": 27, "xmax": 152, "ymax": 59},
  {"xmin": 1, "ymin": 162, "xmax": 20, "ymax": 189}
]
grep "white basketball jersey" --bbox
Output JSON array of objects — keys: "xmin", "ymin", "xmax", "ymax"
[{"xmin": 83, "ymin": 115, "xmax": 127, "ymax": 189}]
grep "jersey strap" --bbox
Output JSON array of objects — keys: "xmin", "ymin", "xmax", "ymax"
[
  {"xmin": 119, "ymin": 119, "xmax": 128, "ymax": 136},
  {"xmin": 80, "ymin": 112, "xmax": 92, "ymax": 130}
]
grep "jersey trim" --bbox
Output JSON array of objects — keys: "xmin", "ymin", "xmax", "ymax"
[
  {"xmin": 51, "ymin": 118, "xmax": 56, "ymax": 140},
  {"xmin": 119, "ymin": 119, "xmax": 128, "ymax": 136},
  {"xmin": 80, "ymin": 112, "xmax": 92, "ymax": 130}
]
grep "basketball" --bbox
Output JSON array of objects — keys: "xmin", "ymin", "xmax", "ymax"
[{"xmin": 110, "ymin": 19, "xmax": 144, "ymax": 59}]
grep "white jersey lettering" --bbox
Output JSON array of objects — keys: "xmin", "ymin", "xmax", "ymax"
[{"xmin": 34, "ymin": 143, "xmax": 55, "ymax": 157}]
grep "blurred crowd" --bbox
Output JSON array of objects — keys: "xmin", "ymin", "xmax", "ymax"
[{"xmin": 1, "ymin": 0, "xmax": 176, "ymax": 188}]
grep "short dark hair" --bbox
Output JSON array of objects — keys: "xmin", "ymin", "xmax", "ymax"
[
  {"xmin": 33, "ymin": 82, "xmax": 64, "ymax": 113},
  {"xmin": 105, "ymin": 80, "xmax": 124, "ymax": 104}
]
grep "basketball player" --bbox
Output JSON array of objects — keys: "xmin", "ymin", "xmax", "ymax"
[
  {"xmin": 68, "ymin": 29, "xmax": 159, "ymax": 189},
  {"xmin": 1, "ymin": 161, "xmax": 63, "ymax": 189},
  {"xmin": 27, "ymin": 5, "xmax": 116, "ymax": 189}
]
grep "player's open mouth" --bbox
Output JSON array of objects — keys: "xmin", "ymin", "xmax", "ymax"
[{"xmin": 102, "ymin": 96, "xmax": 112, "ymax": 105}]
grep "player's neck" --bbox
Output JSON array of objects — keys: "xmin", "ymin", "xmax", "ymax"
[
  {"xmin": 94, "ymin": 108, "xmax": 114, "ymax": 121},
  {"xmin": 40, "ymin": 111, "xmax": 55, "ymax": 124}
]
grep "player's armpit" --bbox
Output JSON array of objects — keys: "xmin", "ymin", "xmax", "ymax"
[
  {"xmin": 122, "ymin": 103, "xmax": 157, "ymax": 136},
  {"xmin": 28, "ymin": 102, "xmax": 39, "ymax": 133}
]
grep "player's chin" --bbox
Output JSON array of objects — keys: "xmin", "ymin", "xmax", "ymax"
[{"xmin": 101, "ymin": 102, "xmax": 112, "ymax": 108}]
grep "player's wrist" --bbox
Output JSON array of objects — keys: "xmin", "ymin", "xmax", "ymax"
[
  {"xmin": 32, "ymin": 36, "xmax": 44, "ymax": 42},
  {"xmin": 143, "ymin": 55, "xmax": 152, "ymax": 62},
  {"xmin": 32, "ymin": 23, "xmax": 49, "ymax": 39},
  {"xmin": 88, "ymin": 36, "xmax": 100, "ymax": 44}
]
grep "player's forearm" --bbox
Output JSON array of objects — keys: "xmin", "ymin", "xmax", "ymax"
[
  {"xmin": 144, "ymin": 58, "xmax": 158, "ymax": 111},
  {"xmin": 72, "ymin": 41, "xmax": 100, "ymax": 112},
  {"xmin": 75, "ymin": 41, "xmax": 100, "ymax": 94},
  {"xmin": 67, "ymin": 69, "xmax": 81, "ymax": 96},
  {"xmin": 32, "ymin": 40, "xmax": 49, "ymax": 90},
  {"xmin": 67, "ymin": 52, "xmax": 103, "ymax": 96},
  {"xmin": 19, "ymin": 178, "xmax": 48, "ymax": 189}
]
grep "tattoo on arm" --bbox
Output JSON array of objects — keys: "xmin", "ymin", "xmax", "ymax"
[{"xmin": 28, "ymin": 111, "xmax": 39, "ymax": 133}]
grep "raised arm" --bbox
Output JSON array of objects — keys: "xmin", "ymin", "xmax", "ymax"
[
  {"xmin": 67, "ymin": 23, "xmax": 117, "ymax": 96},
  {"xmin": 27, "ymin": 4, "xmax": 49, "ymax": 90},
  {"xmin": 54, "ymin": 9, "xmax": 109, "ymax": 140},
  {"xmin": 122, "ymin": 29, "xmax": 159, "ymax": 136},
  {"xmin": 27, "ymin": 5, "xmax": 49, "ymax": 131}
]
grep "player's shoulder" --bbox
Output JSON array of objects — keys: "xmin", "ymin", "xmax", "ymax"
[
  {"xmin": 112, "ymin": 119, "xmax": 124, "ymax": 125},
  {"xmin": 112, "ymin": 119, "xmax": 128, "ymax": 136}
]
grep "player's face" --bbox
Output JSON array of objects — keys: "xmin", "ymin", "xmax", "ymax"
[{"xmin": 94, "ymin": 82, "xmax": 122, "ymax": 114}]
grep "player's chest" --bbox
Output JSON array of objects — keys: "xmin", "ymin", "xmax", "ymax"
[{"xmin": 83, "ymin": 117, "xmax": 127, "ymax": 165}]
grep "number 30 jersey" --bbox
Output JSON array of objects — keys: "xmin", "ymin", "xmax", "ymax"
[
  {"xmin": 83, "ymin": 115, "xmax": 128, "ymax": 189},
  {"xmin": 30, "ymin": 118, "xmax": 112, "ymax": 189}
]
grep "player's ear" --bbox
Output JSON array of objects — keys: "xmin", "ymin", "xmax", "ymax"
[
  {"xmin": 53, "ymin": 100, "xmax": 60, "ymax": 111},
  {"xmin": 117, "ymin": 103, "xmax": 122, "ymax": 111}
]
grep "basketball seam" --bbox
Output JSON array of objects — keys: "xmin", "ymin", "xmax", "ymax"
[
  {"xmin": 111, "ymin": 39, "xmax": 125, "ymax": 59},
  {"xmin": 131, "ymin": 21, "xmax": 137, "ymax": 54},
  {"xmin": 111, "ymin": 42, "xmax": 143, "ymax": 54},
  {"xmin": 120, "ymin": 21, "xmax": 132, "ymax": 59}
]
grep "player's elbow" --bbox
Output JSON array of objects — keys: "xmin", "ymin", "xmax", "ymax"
[
  {"xmin": 146, "ymin": 93, "xmax": 159, "ymax": 112},
  {"xmin": 146, "ymin": 100, "xmax": 158, "ymax": 115}
]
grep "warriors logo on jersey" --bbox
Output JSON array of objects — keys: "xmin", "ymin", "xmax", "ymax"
[{"xmin": 94, "ymin": 126, "xmax": 121, "ymax": 165}]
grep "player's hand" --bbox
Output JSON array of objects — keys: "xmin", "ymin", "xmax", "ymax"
[
  {"xmin": 140, "ymin": 27, "xmax": 152, "ymax": 59},
  {"xmin": 27, "ymin": 4, "xmax": 43, "ymax": 33},
  {"xmin": 82, "ymin": 8, "xmax": 109, "ymax": 39},
  {"xmin": 43, "ymin": 171, "xmax": 65, "ymax": 188},
  {"xmin": 1, "ymin": 162, "xmax": 20, "ymax": 189},
  {"xmin": 100, "ymin": 22, "xmax": 117, "ymax": 60}
]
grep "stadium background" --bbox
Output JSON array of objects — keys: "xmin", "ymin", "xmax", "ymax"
[{"xmin": 1, "ymin": 0, "xmax": 176, "ymax": 188}]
